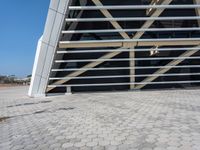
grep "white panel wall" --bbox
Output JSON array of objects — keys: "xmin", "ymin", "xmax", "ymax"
[{"xmin": 28, "ymin": 0, "xmax": 70, "ymax": 97}]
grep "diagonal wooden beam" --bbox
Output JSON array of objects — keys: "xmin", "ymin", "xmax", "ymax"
[
  {"xmin": 134, "ymin": 47, "xmax": 200, "ymax": 89},
  {"xmin": 92, "ymin": 0, "xmax": 134, "ymax": 88},
  {"xmin": 130, "ymin": 0, "xmax": 172, "ymax": 88},
  {"xmin": 91, "ymin": 0, "xmax": 130, "ymax": 39},
  {"xmin": 135, "ymin": 0, "xmax": 200, "ymax": 89},
  {"xmin": 47, "ymin": 0, "xmax": 172, "ymax": 92},
  {"xmin": 193, "ymin": 0, "xmax": 200, "ymax": 25},
  {"xmin": 147, "ymin": 0, "xmax": 166, "ymax": 16},
  {"xmin": 133, "ymin": 0, "xmax": 173, "ymax": 39},
  {"xmin": 47, "ymin": 0, "xmax": 130, "ymax": 92}
]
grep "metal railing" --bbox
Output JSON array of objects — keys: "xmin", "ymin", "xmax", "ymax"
[{"xmin": 47, "ymin": 1, "xmax": 200, "ymax": 93}]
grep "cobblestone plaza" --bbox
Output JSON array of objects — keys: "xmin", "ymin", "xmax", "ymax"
[{"xmin": 1, "ymin": 86, "xmax": 200, "ymax": 150}]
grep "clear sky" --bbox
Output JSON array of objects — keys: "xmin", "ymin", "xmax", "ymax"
[{"xmin": 0, "ymin": 0, "xmax": 50, "ymax": 77}]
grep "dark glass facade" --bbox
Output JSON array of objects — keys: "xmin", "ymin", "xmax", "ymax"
[{"xmin": 47, "ymin": 0, "xmax": 200, "ymax": 94}]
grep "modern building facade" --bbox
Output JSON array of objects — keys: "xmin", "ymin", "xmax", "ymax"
[{"xmin": 29, "ymin": 0, "xmax": 200, "ymax": 97}]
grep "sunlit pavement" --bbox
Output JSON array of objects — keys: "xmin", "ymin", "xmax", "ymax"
[{"xmin": 0, "ymin": 86, "xmax": 200, "ymax": 150}]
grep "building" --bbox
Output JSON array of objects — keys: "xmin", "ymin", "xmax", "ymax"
[{"xmin": 29, "ymin": 0, "xmax": 200, "ymax": 97}]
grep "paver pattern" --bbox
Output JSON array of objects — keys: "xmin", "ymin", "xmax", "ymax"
[{"xmin": 0, "ymin": 86, "xmax": 200, "ymax": 150}]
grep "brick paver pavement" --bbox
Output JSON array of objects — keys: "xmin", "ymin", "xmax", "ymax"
[{"xmin": 0, "ymin": 86, "xmax": 200, "ymax": 150}]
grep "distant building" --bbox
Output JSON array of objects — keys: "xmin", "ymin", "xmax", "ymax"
[
  {"xmin": 0, "ymin": 75, "xmax": 30, "ymax": 85},
  {"xmin": 29, "ymin": 0, "xmax": 200, "ymax": 97},
  {"xmin": 14, "ymin": 77, "xmax": 31, "ymax": 85},
  {"xmin": 0, "ymin": 75, "xmax": 15, "ymax": 84}
]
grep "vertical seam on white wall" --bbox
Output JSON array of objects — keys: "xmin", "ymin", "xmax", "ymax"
[{"xmin": 36, "ymin": 0, "xmax": 61, "ymax": 94}]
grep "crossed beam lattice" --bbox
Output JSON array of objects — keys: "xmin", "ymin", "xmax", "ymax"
[{"xmin": 47, "ymin": 0, "xmax": 200, "ymax": 92}]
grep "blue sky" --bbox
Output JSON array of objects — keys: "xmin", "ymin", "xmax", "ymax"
[{"xmin": 0, "ymin": 0, "xmax": 50, "ymax": 77}]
